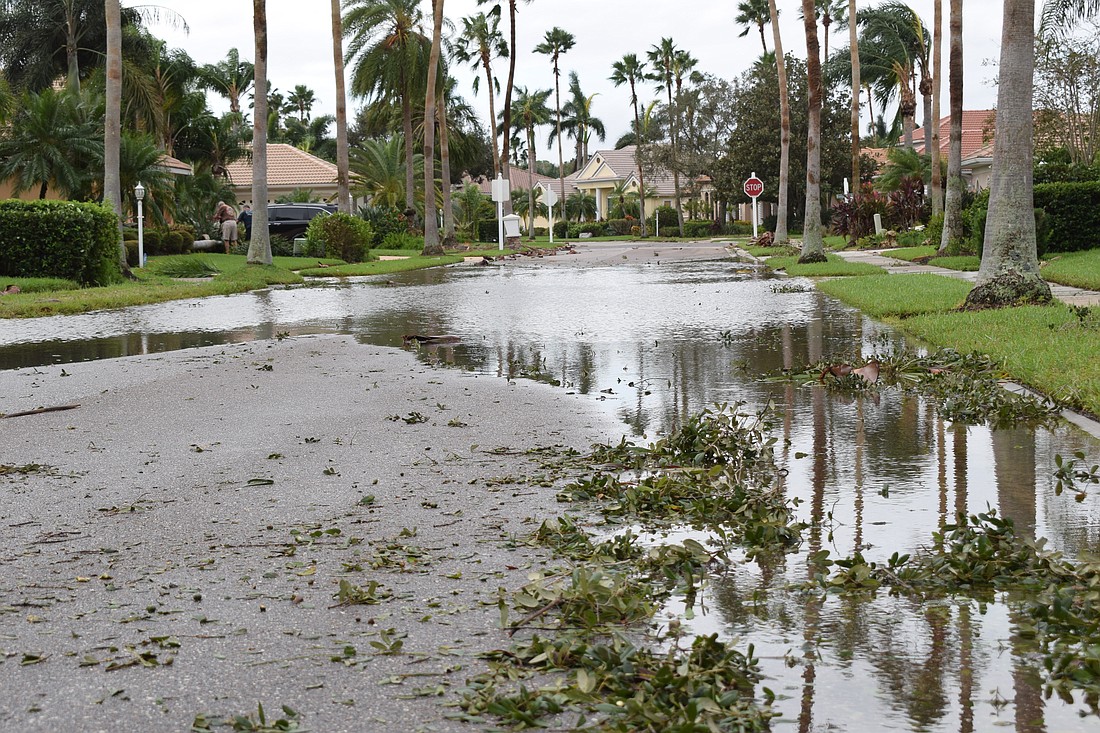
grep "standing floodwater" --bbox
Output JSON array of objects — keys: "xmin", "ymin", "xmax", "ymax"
[{"xmin": 2, "ymin": 250, "xmax": 1098, "ymax": 729}]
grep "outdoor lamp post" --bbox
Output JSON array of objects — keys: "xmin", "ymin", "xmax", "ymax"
[{"xmin": 134, "ymin": 181, "xmax": 145, "ymax": 268}]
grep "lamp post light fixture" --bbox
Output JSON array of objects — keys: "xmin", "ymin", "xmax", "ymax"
[{"xmin": 134, "ymin": 181, "xmax": 146, "ymax": 268}]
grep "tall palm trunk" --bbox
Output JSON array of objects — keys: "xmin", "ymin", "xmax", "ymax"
[
  {"xmin": 500, "ymin": 0, "xmax": 517, "ymax": 215},
  {"xmin": 798, "ymin": 0, "xmax": 826, "ymax": 263},
  {"xmin": 930, "ymin": 0, "xmax": 943, "ymax": 217},
  {"xmin": 422, "ymin": 0, "xmax": 444, "ymax": 256},
  {"xmin": 939, "ymin": 0, "xmax": 964, "ymax": 252},
  {"xmin": 526, "ymin": 121, "xmax": 536, "ymax": 240},
  {"xmin": 64, "ymin": 1, "xmax": 81, "ymax": 93},
  {"xmin": 964, "ymin": 0, "xmax": 1051, "ymax": 307},
  {"xmin": 402, "ymin": 72, "xmax": 415, "ymax": 221},
  {"xmin": 630, "ymin": 81, "xmax": 648, "ymax": 237},
  {"xmin": 553, "ymin": 64, "xmax": 565, "ymax": 225},
  {"xmin": 247, "ymin": 0, "xmax": 272, "ymax": 265},
  {"xmin": 770, "ymin": 0, "xmax": 790, "ymax": 244},
  {"xmin": 666, "ymin": 82, "xmax": 684, "ymax": 236},
  {"xmin": 901, "ymin": 76, "xmax": 917, "ymax": 149},
  {"xmin": 481, "ymin": 53, "xmax": 501, "ymax": 177},
  {"xmin": 848, "ymin": 0, "xmax": 860, "ymax": 246},
  {"xmin": 104, "ymin": 0, "xmax": 127, "ymax": 272},
  {"xmin": 438, "ymin": 83, "xmax": 456, "ymax": 247},
  {"xmin": 331, "ymin": 0, "xmax": 351, "ymax": 214}
]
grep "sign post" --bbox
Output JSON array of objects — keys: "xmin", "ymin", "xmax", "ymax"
[
  {"xmin": 490, "ymin": 174, "xmax": 510, "ymax": 251},
  {"xmin": 743, "ymin": 173, "xmax": 764, "ymax": 239},
  {"xmin": 544, "ymin": 184, "xmax": 559, "ymax": 245}
]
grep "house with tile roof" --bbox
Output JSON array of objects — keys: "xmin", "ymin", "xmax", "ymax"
[
  {"xmin": 226, "ymin": 143, "xmax": 344, "ymax": 206},
  {"xmin": 570, "ymin": 145, "xmax": 716, "ymax": 221},
  {"xmin": 912, "ymin": 110, "xmax": 997, "ymax": 191}
]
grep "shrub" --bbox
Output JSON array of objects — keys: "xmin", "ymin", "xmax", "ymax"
[
  {"xmin": 923, "ymin": 214, "xmax": 945, "ymax": 250},
  {"xmin": 726, "ymin": 220, "xmax": 752, "ymax": 236},
  {"xmin": 477, "ymin": 219, "xmax": 499, "ymax": 243},
  {"xmin": 0, "ymin": 200, "xmax": 121, "ymax": 285},
  {"xmin": 143, "ymin": 229, "xmax": 164, "ymax": 256},
  {"xmin": 381, "ymin": 231, "xmax": 423, "ymax": 250},
  {"xmin": 683, "ymin": 220, "xmax": 716, "ymax": 238},
  {"xmin": 305, "ymin": 213, "xmax": 373, "ymax": 262},
  {"xmin": 534, "ymin": 227, "xmax": 548, "ymax": 237},
  {"xmin": 124, "ymin": 239, "xmax": 139, "ymax": 267},
  {"xmin": 630, "ymin": 225, "xmax": 641, "ymax": 236},
  {"xmin": 649, "ymin": 205, "xmax": 678, "ymax": 233},
  {"xmin": 607, "ymin": 218, "xmax": 633, "ymax": 236},
  {"xmin": 1032, "ymin": 181, "xmax": 1100, "ymax": 253},
  {"xmin": 164, "ymin": 230, "xmax": 187, "ymax": 255},
  {"xmin": 270, "ymin": 235, "xmax": 296, "ymax": 257},
  {"xmin": 553, "ymin": 220, "xmax": 569, "ymax": 239},
  {"xmin": 579, "ymin": 221, "xmax": 606, "ymax": 236},
  {"xmin": 358, "ymin": 205, "xmax": 407, "ymax": 247},
  {"xmin": 831, "ymin": 184, "xmax": 889, "ymax": 239}
]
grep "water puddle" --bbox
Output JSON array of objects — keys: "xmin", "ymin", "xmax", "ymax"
[{"xmin": 3, "ymin": 258, "xmax": 1099, "ymax": 728}]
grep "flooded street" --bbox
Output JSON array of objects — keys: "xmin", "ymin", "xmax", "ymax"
[{"xmin": 3, "ymin": 251, "xmax": 1099, "ymax": 730}]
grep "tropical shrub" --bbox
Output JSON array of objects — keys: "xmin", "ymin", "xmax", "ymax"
[
  {"xmin": 477, "ymin": 219, "xmax": 499, "ymax": 243},
  {"xmin": 886, "ymin": 177, "xmax": 925, "ymax": 230},
  {"xmin": 726, "ymin": 220, "xmax": 753, "ymax": 236},
  {"xmin": 304, "ymin": 213, "xmax": 374, "ymax": 262},
  {"xmin": 0, "ymin": 200, "xmax": 120, "ymax": 285},
  {"xmin": 553, "ymin": 220, "xmax": 569, "ymax": 239},
  {"xmin": 358, "ymin": 204, "xmax": 406, "ymax": 247},
  {"xmin": 831, "ymin": 184, "xmax": 889, "ymax": 239},
  {"xmin": 380, "ymin": 231, "xmax": 423, "ymax": 250}
]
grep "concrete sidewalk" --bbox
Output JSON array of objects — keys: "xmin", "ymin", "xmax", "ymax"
[{"xmin": 832, "ymin": 249, "xmax": 1100, "ymax": 307}]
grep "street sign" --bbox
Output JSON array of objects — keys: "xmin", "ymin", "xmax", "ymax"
[
  {"xmin": 543, "ymin": 185, "xmax": 559, "ymax": 208},
  {"xmin": 743, "ymin": 176, "xmax": 764, "ymax": 198}
]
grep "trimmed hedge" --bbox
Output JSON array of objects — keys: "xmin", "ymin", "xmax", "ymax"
[
  {"xmin": 1033, "ymin": 181, "xmax": 1100, "ymax": 253},
  {"xmin": 0, "ymin": 200, "xmax": 122, "ymax": 285},
  {"xmin": 683, "ymin": 220, "xmax": 717, "ymax": 238}
]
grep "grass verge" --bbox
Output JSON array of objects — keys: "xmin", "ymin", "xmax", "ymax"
[
  {"xmin": 819, "ymin": 274, "xmax": 1100, "ymax": 416},
  {"xmin": 742, "ymin": 244, "xmax": 800, "ymax": 258},
  {"xmin": 298, "ymin": 255, "xmax": 466, "ymax": 277},
  {"xmin": 1042, "ymin": 249, "xmax": 1100, "ymax": 290},
  {"xmin": 766, "ymin": 254, "xmax": 887, "ymax": 277},
  {"xmin": 817, "ymin": 274, "xmax": 972, "ymax": 317}
]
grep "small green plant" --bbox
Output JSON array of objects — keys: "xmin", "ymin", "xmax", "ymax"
[
  {"xmin": 151, "ymin": 257, "xmax": 221, "ymax": 278},
  {"xmin": 380, "ymin": 231, "xmax": 424, "ymax": 250}
]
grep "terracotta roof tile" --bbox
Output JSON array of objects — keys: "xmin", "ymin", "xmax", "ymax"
[
  {"xmin": 913, "ymin": 110, "xmax": 996, "ymax": 159},
  {"xmin": 226, "ymin": 144, "xmax": 338, "ymax": 189}
]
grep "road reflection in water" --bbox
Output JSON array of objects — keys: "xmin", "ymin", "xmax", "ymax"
[{"xmin": 1, "ymin": 259, "xmax": 1098, "ymax": 729}]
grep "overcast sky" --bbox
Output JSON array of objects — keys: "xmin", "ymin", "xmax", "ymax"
[{"xmin": 146, "ymin": 0, "xmax": 1012, "ymax": 158}]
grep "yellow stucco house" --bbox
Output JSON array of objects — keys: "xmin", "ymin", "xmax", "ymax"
[{"xmin": 569, "ymin": 145, "xmax": 716, "ymax": 221}]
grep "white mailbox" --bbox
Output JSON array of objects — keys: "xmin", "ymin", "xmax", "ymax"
[{"xmin": 502, "ymin": 214, "xmax": 522, "ymax": 239}]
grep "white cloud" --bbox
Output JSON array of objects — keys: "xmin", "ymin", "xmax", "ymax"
[{"xmin": 146, "ymin": 0, "xmax": 1009, "ymax": 159}]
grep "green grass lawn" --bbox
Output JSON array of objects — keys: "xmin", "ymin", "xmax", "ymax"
[
  {"xmin": 741, "ymin": 244, "xmax": 800, "ymax": 258},
  {"xmin": 888, "ymin": 246, "xmax": 937, "ymax": 261},
  {"xmin": 817, "ymin": 274, "xmax": 973, "ymax": 317},
  {"xmin": 880, "ymin": 246, "xmax": 981, "ymax": 271},
  {"xmin": 766, "ymin": 254, "xmax": 887, "ymax": 277},
  {"xmin": 298, "ymin": 255, "xmax": 466, "ymax": 277},
  {"xmin": 1041, "ymin": 249, "xmax": 1100, "ymax": 290}
]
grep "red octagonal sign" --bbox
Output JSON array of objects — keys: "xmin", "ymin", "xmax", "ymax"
[{"xmin": 744, "ymin": 177, "xmax": 764, "ymax": 198}]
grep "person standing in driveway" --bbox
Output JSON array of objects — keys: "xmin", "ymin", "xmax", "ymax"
[
  {"xmin": 213, "ymin": 201, "xmax": 238, "ymax": 254},
  {"xmin": 237, "ymin": 204, "xmax": 253, "ymax": 241}
]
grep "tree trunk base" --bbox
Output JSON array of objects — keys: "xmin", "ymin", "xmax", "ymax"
[
  {"xmin": 421, "ymin": 244, "xmax": 445, "ymax": 256},
  {"xmin": 441, "ymin": 234, "xmax": 458, "ymax": 249},
  {"xmin": 963, "ymin": 271, "xmax": 1052, "ymax": 310},
  {"xmin": 797, "ymin": 251, "xmax": 828, "ymax": 265}
]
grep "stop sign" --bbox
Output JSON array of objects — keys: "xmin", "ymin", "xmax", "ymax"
[{"xmin": 744, "ymin": 176, "xmax": 764, "ymax": 198}]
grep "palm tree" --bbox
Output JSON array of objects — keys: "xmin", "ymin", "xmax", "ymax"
[
  {"xmin": 344, "ymin": 0, "xmax": 431, "ymax": 217},
  {"xmin": 247, "ymin": 0, "xmax": 272, "ymax": 266},
  {"xmin": 350, "ymin": 136, "xmax": 421, "ymax": 209},
  {"xmin": 565, "ymin": 190, "xmax": 596, "ymax": 222},
  {"xmin": 857, "ymin": 3, "xmax": 929, "ymax": 150},
  {"xmin": 331, "ymin": 0, "xmax": 352, "ymax": 214},
  {"xmin": 647, "ymin": 38, "xmax": 686, "ymax": 237},
  {"xmin": 511, "ymin": 185, "xmax": 546, "ymax": 220},
  {"xmin": 507, "ymin": 86, "xmax": 551, "ymax": 239},
  {"xmin": 0, "ymin": 88, "xmax": 100, "ymax": 198},
  {"xmin": 477, "ymin": 0, "xmax": 534, "ymax": 214},
  {"xmin": 847, "ymin": 0, "xmax": 860, "ymax": 244},
  {"xmin": 453, "ymin": 11, "xmax": 508, "ymax": 177},
  {"xmin": 557, "ymin": 72, "xmax": 604, "ymax": 168},
  {"xmin": 798, "ymin": 0, "xmax": 826, "ymax": 263},
  {"xmin": 938, "ymin": 0, "xmax": 963, "ymax": 251},
  {"xmin": 610, "ymin": 54, "xmax": 649, "ymax": 236},
  {"xmin": 287, "ymin": 85, "xmax": 316, "ymax": 122},
  {"xmin": 198, "ymin": 48, "xmax": 254, "ymax": 117},
  {"xmin": 534, "ymin": 26, "xmax": 575, "ymax": 218},
  {"xmin": 421, "ymin": 0, "xmax": 445, "ymax": 256},
  {"xmin": 735, "ymin": 0, "xmax": 771, "ymax": 54},
  {"xmin": 964, "ymin": 0, "xmax": 1059, "ymax": 307},
  {"xmin": 437, "ymin": 79, "xmax": 457, "ymax": 247},
  {"xmin": 816, "ymin": 0, "xmax": 847, "ymax": 60},
  {"xmin": 453, "ymin": 183, "xmax": 491, "ymax": 238},
  {"xmin": 768, "ymin": 0, "xmax": 791, "ymax": 244}
]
